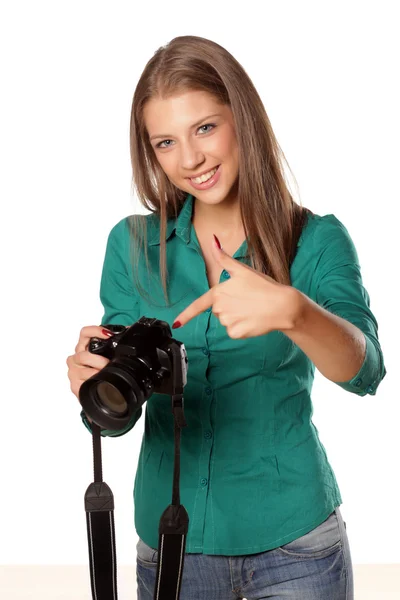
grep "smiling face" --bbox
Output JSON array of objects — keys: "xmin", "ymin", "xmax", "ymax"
[{"xmin": 143, "ymin": 90, "xmax": 240, "ymax": 208}]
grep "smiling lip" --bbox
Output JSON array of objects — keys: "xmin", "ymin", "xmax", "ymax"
[
  {"xmin": 187, "ymin": 165, "xmax": 219, "ymax": 179},
  {"xmin": 187, "ymin": 164, "xmax": 221, "ymax": 191}
]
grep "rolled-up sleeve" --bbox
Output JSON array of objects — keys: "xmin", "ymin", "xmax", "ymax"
[
  {"xmin": 80, "ymin": 216, "xmax": 143, "ymax": 436},
  {"xmin": 313, "ymin": 215, "xmax": 386, "ymax": 396}
]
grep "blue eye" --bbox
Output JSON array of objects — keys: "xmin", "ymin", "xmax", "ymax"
[
  {"xmin": 198, "ymin": 123, "xmax": 215, "ymax": 134},
  {"xmin": 156, "ymin": 139, "xmax": 173, "ymax": 149}
]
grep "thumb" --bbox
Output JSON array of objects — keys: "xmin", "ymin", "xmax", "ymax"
[{"xmin": 211, "ymin": 233, "xmax": 237, "ymax": 271}]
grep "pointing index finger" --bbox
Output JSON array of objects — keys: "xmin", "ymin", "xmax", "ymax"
[{"xmin": 173, "ymin": 288, "xmax": 214, "ymax": 327}]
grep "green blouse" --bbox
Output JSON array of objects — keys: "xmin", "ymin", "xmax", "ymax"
[{"xmin": 81, "ymin": 193, "xmax": 386, "ymax": 555}]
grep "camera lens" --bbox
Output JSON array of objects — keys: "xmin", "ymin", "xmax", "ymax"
[
  {"xmin": 79, "ymin": 352, "xmax": 156, "ymax": 430},
  {"xmin": 95, "ymin": 381, "xmax": 128, "ymax": 416}
]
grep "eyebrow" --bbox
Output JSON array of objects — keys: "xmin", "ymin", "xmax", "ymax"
[{"xmin": 149, "ymin": 113, "xmax": 222, "ymax": 141}]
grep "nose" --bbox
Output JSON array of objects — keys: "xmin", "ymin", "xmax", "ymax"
[{"xmin": 179, "ymin": 140, "xmax": 205, "ymax": 172}]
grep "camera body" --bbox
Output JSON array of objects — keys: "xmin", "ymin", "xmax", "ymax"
[{"xmin": 79, "ymin": 316, "xmax": 188, "ymax": 431}]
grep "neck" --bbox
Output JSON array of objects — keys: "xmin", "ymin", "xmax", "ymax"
[{"xmin": 192, "ymin": 197, "xmax": 244, "ymax": 239}]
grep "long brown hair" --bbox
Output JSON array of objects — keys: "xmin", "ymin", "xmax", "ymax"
[{"xmin": 129, "ymin": 35, "xmax": 310, "ymax": 307}]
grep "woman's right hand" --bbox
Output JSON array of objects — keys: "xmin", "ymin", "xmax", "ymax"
[{"xmin": 66, "ymin": 326, "xmax": 114, "ymax": 412}]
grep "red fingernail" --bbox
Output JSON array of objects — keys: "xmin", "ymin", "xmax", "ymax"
[
  {"xmin": 172, "ymin": 321, "xmax": 182, "ymax": 329},
  {"xmin": 213, "ymin": 234, "xmax": 221, "ymax": 249},
  {"xmin": 102, "ymin": 328, "xmax": 114, "ymax": 337}
]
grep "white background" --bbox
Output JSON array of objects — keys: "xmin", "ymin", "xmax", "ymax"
[{"xmin": 0, "ymin": 0, "xmax": 398, "ymax": 568}]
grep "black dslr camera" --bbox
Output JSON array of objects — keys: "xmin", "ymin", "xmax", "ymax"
[{"xmin": 79, "ymin": 316, "xmax": 188, "ymax": 431}]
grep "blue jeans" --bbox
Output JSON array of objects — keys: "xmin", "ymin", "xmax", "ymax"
[{"xmin": 136, "ymin": 506, "xmax": 354, "ymax": 599}]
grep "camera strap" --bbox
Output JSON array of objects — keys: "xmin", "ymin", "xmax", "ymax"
[
  {"xmin": 84, "ymin": 422, "xmax": 118, "ymax": 600},
  {"xmin": 83, "ymin": 394, "xmax": 189, "ymax": 600},
  {"xmin": 154, "ymin": 394, "xmax": 189, "ymax": 599}
]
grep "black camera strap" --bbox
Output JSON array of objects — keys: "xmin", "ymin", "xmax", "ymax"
[
  {"xmin": 84, "ymin": 422, "xmax": 118, "ymax": 600},
  {"xmin": 84, "ymin": 394, "xmax": 189, "ymax": 600},
  {"xmin": 154, "ymin": 395, "xmax": 189, "ymax": 599}
]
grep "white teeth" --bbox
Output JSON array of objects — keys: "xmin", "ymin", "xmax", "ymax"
[{"xmin": 191, "ymin": 166, "xmax": 218, "ymax": 184}]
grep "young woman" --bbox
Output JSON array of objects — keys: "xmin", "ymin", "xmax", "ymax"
[{"xmin": 67, "ymin": 36, "xmax": 386, "ymax": 599}]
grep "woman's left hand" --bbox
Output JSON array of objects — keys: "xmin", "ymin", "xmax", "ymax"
[{"xmin": 172, "ymin": 235, "xmax": 303, "ymax": 339}]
